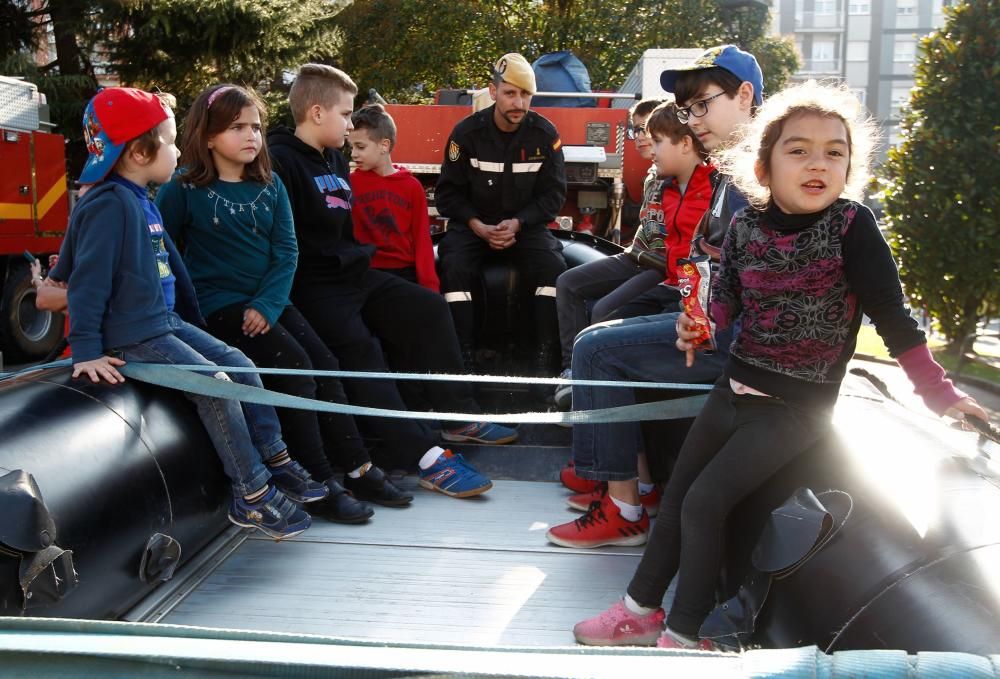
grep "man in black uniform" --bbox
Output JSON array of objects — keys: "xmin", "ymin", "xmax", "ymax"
[{"xmin": 435, "ymin": 53, "xmax": 568, "ymax": 375}]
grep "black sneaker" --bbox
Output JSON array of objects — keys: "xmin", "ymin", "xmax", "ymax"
[
  {"xmin": 308, "ymin": 479, "xmax": 374, "ymax": 524},
  {"xmin": 267, "ymin": 459, "xmax": 329, "ymax": 503},
  {"xmin": 344, "ymin": 465, "xmax": 414, "ymax": 507}
]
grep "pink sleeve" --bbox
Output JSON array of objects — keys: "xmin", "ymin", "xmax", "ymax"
[
  {"xmin": 412, "ymin": 184, "xmax": 440, "ymax": 292},
  {"xmin": 895, "ymin": 343, "xmax": 966, "ymax": 415}
]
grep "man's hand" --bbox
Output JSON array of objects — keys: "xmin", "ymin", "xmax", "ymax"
[
  {"xmin": 674, "ymin": 312, "xmax": 704, "ymax": 368},
  {"xmin": 470, "ymin": 218, "xmax": 517, "ymax": 250},
  {"xmin": 73, "ymin": 355, "xmax": 126, "ymax": 384},
  {"xmin": 242, "ymin": 308, "xmax": 271, "ymax": 337}
]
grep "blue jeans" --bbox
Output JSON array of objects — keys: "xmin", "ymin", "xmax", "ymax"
[
  {"xmin": 571, "ymin": 312, "xmax": 734, "ymax": 480},
  {"xmin": 116, "ymin": 312, "xmax": 285, "ymax": 495}
]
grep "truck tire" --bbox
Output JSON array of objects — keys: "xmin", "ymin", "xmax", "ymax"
[{"xmin": 0, "ymin": 264, "xmax": 66, "ymax": 363}]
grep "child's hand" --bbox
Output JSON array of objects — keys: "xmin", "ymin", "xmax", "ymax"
[
  {"xmin": 944, "ymin": 396, "xmax": 989, "ymax": 426},
  {"xmin": 30, "ymin": 258, "xmax": 42, "ymax": 282},
  {"xmin": 73, "ymin": 356, "xmax": 126, "ymax": 384},
  {"xmin": 242, "ymin": 308, "xmax": 271, "ymax": 337},
  {"xmin": 674, "ymin": 312, "xmax": 701, "ymax": 368},
  {"xmin": 48, "ymin": 254, "xmax": 59, "ymax": 268}
]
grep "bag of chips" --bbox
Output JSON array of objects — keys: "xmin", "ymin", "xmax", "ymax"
[{"xmin": 677, "ymin": 256, "xmax": 716, "ymax": 350}]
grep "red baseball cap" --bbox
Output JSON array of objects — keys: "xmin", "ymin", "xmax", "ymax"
[{"xmin": 79, "ymin": 87, "xmax": 171, "ymax": 184}]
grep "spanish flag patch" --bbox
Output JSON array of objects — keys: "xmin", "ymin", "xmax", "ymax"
[{"xmin": 552, "ymin": 137, "xmax": 562, "ymax": 151}]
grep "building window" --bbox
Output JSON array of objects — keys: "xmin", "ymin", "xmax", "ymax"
[
  {"xmin": 815, "ymin": 0, "xmax": 836, "ymax": 15},
  {"xmin": 897, "ymin": 0, "xmax": 917, "ymax": 15},
  {"xmin": 846, "ymin": 41, "xmax": 869, "ymax": 62},
  {"xmin": 849, "ymin": 1, "xmax": 870, "ymax": 13},
  {"xmin": 808, "ymin": 39, "xmax": 838, "ymax": 72},
  {"xmin": 893, "ymin": 40, "xmax": 916, "ymax": 62}
]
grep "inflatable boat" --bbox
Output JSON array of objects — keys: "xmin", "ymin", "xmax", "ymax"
[{"xmin": 1, "ymin": 232, "xmax": 997, "ymax": 674}]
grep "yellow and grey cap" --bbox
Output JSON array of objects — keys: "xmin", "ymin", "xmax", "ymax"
[{"xmin": 494, "ymin": 53, "xmax": 536, "ymax": 95}]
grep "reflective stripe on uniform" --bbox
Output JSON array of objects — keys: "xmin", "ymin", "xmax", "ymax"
[
  {"xmin": 534, "ymin": 286, "xmax": 557, "ymax": 297},
  {"xmin": 469, "ymin": 158, "xmax": 505, "ymax": 173},
  {"xmin": 444, "ymin": 291, "xmax": 474, "ymax": 303},
  {"xmin": 512, "ymin": 162, "xmax": 543, "ymax": 173}
]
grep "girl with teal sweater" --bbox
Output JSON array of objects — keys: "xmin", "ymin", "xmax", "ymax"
[{"xmin": 157, "ymin": 84, "xmax": 412, "ymax": 524}]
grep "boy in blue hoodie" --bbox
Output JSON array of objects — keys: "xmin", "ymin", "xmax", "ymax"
[{"xmin": 50, "ymin": 87, "xmax": 324, "ymax": 539}]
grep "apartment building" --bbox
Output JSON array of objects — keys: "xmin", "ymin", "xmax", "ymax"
[{"xmin": 770, "ymin": 0, "xmax": 954, "ymax": 149}]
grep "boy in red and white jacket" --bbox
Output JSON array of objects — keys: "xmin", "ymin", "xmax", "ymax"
[{"xmin": 349, "ymin": 104, "xmax": 440, "ymax": 292}]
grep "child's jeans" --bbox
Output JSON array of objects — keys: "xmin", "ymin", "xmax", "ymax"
[{"xmin": 116, "ymin": 312, "xmax": 286, "ymax": 496}]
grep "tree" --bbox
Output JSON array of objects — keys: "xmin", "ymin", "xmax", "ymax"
[
  {"xmin": 875, "ymin": 0, "xmax": 1000, "ymax": 351},
  {"xmin": 104, "ymin": 0, "xmax": 347, "ymax": 113},
  {"xmin": 3, "ymin": 0, "xmax": 347, "ymax": 175},
  {"xmin": 334, "ymin": 0, "xmax": 798, "ymax": 104}
]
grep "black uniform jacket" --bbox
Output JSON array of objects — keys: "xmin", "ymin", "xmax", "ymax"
[{"xmin": 434, "ymin": 105, "xmax": 567, "ymax": 230}]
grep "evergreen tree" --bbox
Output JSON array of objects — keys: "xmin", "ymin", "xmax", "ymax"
[{"xmin": 876, "ymin": 0, "xmax": 1000, "ymax": 350}]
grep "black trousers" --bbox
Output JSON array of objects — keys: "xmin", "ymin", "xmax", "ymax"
[
  {"xmin": 293, "ymin": 268, "xmax": 480, "ymax": 468},
  {"xmin": 626, "ymin": 381, "xmax": 829, "ymax": 636},
  {"xmin": 206, "ymin": 304, "xmax": 370, "ymax": 481},
  {"xmin": 438, "ymin": 225, "xmax": 566, "ymax": 348}
]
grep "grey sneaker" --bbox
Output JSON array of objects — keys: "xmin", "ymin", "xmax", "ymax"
[{"xmin": 554, "ymin": 368, "xmax": 573, "ymax": 410}]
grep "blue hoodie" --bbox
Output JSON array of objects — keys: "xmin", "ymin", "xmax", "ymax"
[{"xmin": 50, "ymin": 179, "xmax": 203, "ymax": 362}]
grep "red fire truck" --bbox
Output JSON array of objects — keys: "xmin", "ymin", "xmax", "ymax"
[{"xmin": 0, "ymin": 76, "xmax": 69, "ymax": 363}]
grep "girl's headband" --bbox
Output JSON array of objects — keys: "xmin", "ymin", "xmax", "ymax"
[{"xmin": 207, "ymin": 86, "xmax": 235, "ymax": 109}]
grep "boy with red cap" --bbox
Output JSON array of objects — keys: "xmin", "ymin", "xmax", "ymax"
[{"xmin": 49, "ymin": 87, "xmax": 324, "ymax": 539}]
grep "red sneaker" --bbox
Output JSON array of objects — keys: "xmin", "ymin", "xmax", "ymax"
[
  {"xmin": 547, "ymin": 493, "xmax": 648, "ymax": 548},
  {"xmin": 559, "ymin": 461, "xmax": 600, "ymax": 494},
  {"xmin": 567, "ymin": 484, "xmax": 661, "ymax": 518},
  {"xmin": 573, "ymin": 599, "xmax": 665, "ymax": 646},
  {"xmin": 655, "ymin": 626, "xmax": 717, "ymax": 651}
]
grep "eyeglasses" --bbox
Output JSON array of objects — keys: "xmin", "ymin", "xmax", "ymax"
[
  {"xmin": 626, "ymin": 124, "xmax": 647, "ymax": 140},
  {"xmin": 676, "ymin": 91, "xmax": 727, "ymax": 124}
]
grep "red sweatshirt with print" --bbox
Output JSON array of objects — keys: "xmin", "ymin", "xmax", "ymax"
[{"xmin": 350, "ymin": 166, "xmax": 440, "ymax": 292}]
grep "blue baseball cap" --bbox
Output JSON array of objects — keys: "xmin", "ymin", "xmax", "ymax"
[
  {"xmin": 79, "ymin": 88, "xmax": 171, "ymax": 184},
  {"xmin": 660, "ymin": 45, "xmax": 764, "ymax": 106}
]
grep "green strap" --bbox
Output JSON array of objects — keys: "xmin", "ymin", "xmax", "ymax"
[{"xmin": 119, "ymin": 362, "xmax": 707, "ymax": 424}]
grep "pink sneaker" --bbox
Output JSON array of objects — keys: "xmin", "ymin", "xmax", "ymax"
[
  {"xmin": 573, "ymin": 599, "xmax": 665, "ymax": 646},
  {"xmin": 655, "ymin": 626, "xmax": 717, "ymax": 651}
]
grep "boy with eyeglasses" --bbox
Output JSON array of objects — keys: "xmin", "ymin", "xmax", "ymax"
[
  {"xmin": 552, "ymin": 98, "xmax": 662, "ymax": 405},
  {"xmin": 546, "ymin": 45, "xmax": 764, "ymax": 557},
  {"xmin": 552, "ymin": 100, "xmax": 713, "ymax": 410}
]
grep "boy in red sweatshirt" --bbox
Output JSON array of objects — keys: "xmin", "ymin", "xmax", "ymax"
[{"xmin": 349, "ymin": 104, "xmax": 440, "ymax": 292}]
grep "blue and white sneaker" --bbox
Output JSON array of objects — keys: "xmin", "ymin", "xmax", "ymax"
[
  {"xmin": 267, "ymin": 459, "xmax": 329, "ymax": 503},
  {"xmin": 442, "ymin": 421, "xmax": 518, "ymax": 445},
  {"xmin": 418, "ymin": 450, "xmax": 493, "ymax": 498},
  {"xmin": 229, "ymin": 486, "xmax": 311, "ymax": 540}
]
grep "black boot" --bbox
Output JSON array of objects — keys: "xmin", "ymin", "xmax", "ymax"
[
  {"xmin": 344, "ymin": 465, "xmax": 414, "ymax": 507},
  {"xmin": 460, "ymin": 343, "xmax": 476, "ymax": 375},
  {"xmin": 535, "ymin": 343, "xmax": 559, "ymax": 377},
  {"xmin": 309, "ymin": 479, "xmax": 374, "ymax": 524}
]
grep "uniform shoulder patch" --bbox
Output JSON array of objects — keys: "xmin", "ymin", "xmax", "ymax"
[
  {"xmin": 552, "ymin": 137, "xmax": 562, "ymax": 151},
  {"xmin": 448, "ymin": 141, "xmax": 461, "ymax": 162}
]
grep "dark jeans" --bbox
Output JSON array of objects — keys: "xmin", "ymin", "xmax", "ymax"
[
  {"xmin": 626, "ymin": 382, "xmax": 830, "ymax": 636},
  {"xmin": 116, "ymin": 312, "xmax": 283, "ymax": 496},
  {"xmin": 555, "ymin": 253, "xmax": 663, "ymax": 370},
  {"xmin": 602, "ymin": 283, "xmax": 682, "ymax": 322},
  {"xmin": 206, "ymin": 303, "xmax": 370, "ymax": 481},
  {"xmin": 571, "ymin": 312, "xmax": 733, "ymax": 480},
  {"xmin": 293, "ymin": 268, "xmax": 479, "ymax": 467}
]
